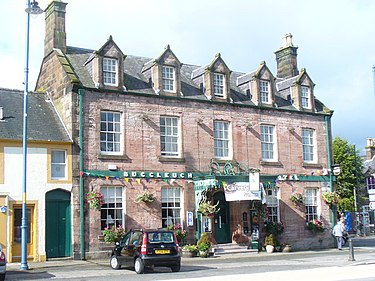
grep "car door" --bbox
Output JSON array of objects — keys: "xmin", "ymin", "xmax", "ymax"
[
  {"xmin": 118, "ymin": 232, "xmax": 131, "ymax": 266},
  {"xmin": 120, "ymin": 231, "xmax": 141, "ymax": 266}
]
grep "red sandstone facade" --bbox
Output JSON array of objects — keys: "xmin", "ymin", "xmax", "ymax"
[{"xmin": 36, "ymin": 1, "xmax": 335, "ymax": 259}]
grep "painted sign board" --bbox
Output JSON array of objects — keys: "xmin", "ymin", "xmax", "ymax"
[{"xmin": 369, "ymin": 202, "xmax": 375, "ymax": 210}]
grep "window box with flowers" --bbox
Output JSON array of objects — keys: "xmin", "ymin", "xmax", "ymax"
[
  {"xmin": 103, "ymin": 225, "xmax": 126, "ymax": 243},
  {"xmin": 290, "ymin": 192, "xmax": 304, "ymax": 204},
  {"xmin": 135, "ymin": 189, "xmax": 155, "ymax": 204},
  {"xmin": 306, "ymin": 219, "xmax": 325, "ymax": 234},
  {"xmin": 167, "ymin": 223, "xmax": 187, "ymax": 244},
  {"xmin": 322, "ymin": 191, "xmax": 338, "ymax": 208},
  {"xmin": 87, "ymin": 190, "xmax": 104, "ymax": 210}
]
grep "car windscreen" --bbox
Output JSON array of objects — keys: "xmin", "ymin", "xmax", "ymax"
[{"xmin": 147, "ymin": 232, "xmax": 174, "ymax": 244}]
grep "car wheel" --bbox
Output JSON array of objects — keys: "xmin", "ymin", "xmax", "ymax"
[
  {"xmin": 171, "ymin": 263, "xmax": 181, "ymax": 272},
  {"xmin": 134, "ymin": 257, "xmax": 144, "ymax": 274},
  {"xmin": 110, "ymin": 255, "xmax": 121, "ymax": 270}
]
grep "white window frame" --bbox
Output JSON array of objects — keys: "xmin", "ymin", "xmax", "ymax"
[
  {"xmin": 304, "ymin": 188, "xmax": 318, "ymax": 222},
  {"xmin": 161, "ymin": 187, "xmax": 181, "ymax": 228},
  {"xmin": 260, "ymin": 124, "xmax": 276, "ymax": 161},
  {"xmin": 100, "ymin": 111, "xmax": 122, "ymax": 155},
  {"xmin": 302, "ymin": 128, "xmax": 315, "ymax": 163},
  {"xmin": 259, "ymin": 80, "xmax": 270, "ymax": 103},
  {"xmin": 51, "ymin": 150, "xmax": 67, "ymax": 180},
  {"xmin": 367, "ymin": 176, "xmax": 375, "ymax": 193},
  {"xmin": 301, "ymin": 86, "xmax": 310, "ymax": 109},
  {"xmin": 266, "ymin": 187, "xmax": 279, "ymax": 223},
  {"xmin": 214, "ymin": 120, "xmax": 231, "ymax": 159},
  {"xmin": 101, "ymin": 186, "xmax": 123, "ymax": 231},
  {"xmin": 162, "ymin": 65, "xmax": 175, "ymax": 92},
  {"xmin": 160, "ymin": 116, "xmax": 180, "ymax": 157},
  {"xmin": 103, "ymin": 57, "xmax": 118, "ymax": 86},
  {"xmin": 213, "ymin": 73, "xmax": 225, "ymax": 97}
]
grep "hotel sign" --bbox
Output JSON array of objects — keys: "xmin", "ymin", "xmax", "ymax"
[{"xmin": 123, "ymin": 171, "xmax": 193, "ymax": 179}]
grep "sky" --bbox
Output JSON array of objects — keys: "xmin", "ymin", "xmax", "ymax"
[{"xmin": 1, "ymin": 0, "xmax": 375, "ymax": 155}]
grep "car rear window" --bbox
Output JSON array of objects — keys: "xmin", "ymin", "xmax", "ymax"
[{"xmin": 147, "ymin": 232, "xmax": 174, "ymax": 244}]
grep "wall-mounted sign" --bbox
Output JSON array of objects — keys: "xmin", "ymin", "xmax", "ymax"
[
  {"xmin": 224, "ymin": 182, "xmax": 261, "ymax": 201},
  {"xmin": 249, "ymin": 172, "xmax": 260, "ymax": 191},
  {"xmin": 123, "ymin": 171, "xmax": 193, "ymax": 179},
  {"xmin": 277, "ymin": 174, "xmax": 300, "ymax": 181},
  {"xmin": 0, "ymin": 206, "xmax": 7, "ymax": 213},
  {"xmin": 187, "ymin": 211, "xmax": 194, "ymax": 227}
]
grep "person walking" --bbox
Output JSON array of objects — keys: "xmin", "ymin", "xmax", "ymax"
[{"xmin": 332, "ymin": 221, "xmax": 344, "ymax": 250}]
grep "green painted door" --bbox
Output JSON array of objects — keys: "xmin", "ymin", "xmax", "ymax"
[
  {"xmin": 46, "ymin": 189, "xmax": 71, "ymax": 258},
  {"xmin": 213, "ymin": 191, "xmax": 230, "ymax": 243}
]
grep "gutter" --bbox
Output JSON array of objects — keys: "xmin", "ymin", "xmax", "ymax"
[
  {"xmin": 325, "ymin": 114, "xmax": 335, "ymax": 225},
  {"xmin": 78, "ymin": 88, "xmax": 85, "ymax": 260}
]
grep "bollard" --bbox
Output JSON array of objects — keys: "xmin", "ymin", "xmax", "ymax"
[{"xmin": 348, "ymin": 238, "xmax": 355, "ymax": 261}]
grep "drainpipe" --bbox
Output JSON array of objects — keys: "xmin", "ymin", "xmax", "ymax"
[
  {"xmin": 325, "ymin": 114, "xmax": 335, "ymax": 225},
  {"xmin": 78, "ymin": 88, "xmax": 85, "ymax": 260}
]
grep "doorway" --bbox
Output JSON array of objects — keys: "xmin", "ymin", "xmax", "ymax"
[
  {"xmin": 12, "ymin": 206, "xmax": 34, "ymax": 261},
  {"xmin": 45, "ymin": 189, "xmax": 71, "ymax": 258},
  {"xmin": 213, "ymin": 191, "xmax": 230, "ymax": 243}
]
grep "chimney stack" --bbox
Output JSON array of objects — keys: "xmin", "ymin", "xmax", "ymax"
[
  {"xmin": 274, "ymin": 33, "xmax": 299, "ymax": 79},
  {"xmin": 366, "ymin": 138, "xmax": 375, "ymax": 160},
  {"xmin": 44, "ymin": 0, "xmax": 67, "ymax": 56}
]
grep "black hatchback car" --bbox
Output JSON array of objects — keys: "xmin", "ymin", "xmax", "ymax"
[{"xmin": 110, "ymin": 229, "xmax": 181, "ymax": 274}]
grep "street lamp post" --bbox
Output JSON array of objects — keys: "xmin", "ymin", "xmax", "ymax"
[{"xmin": 21, "ymin": 0, "xmax": 43, "ymax": 271}]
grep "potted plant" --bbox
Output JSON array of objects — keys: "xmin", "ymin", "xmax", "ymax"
[
  {"xmin": 181, "ymin": 244, "xmax": 198, "ymax": 257},
  {"xmin": 135, "ymin": 189, "xmax": 155, "ymax": 203},
  {"xmin": 167, "ymin": 223, "xmax": 187, "ymax": 244},
  {"xmin": 197, "ymin": 233, "xmax": 211, "ymax": 258},
  {"xmin": 306, "ymin": 219, "xmax": 325, "ymax": 234},
  {"xmin": 290, "ymin": 192, "xmax": 304, "ymax": 204},
  {"xmin": 264, "ymin": 234, "xmax": 277, "ymax": 253},
  {"xmin": 103, "ymin": 225, "xmax": 126, "ymax": 243},
  {"xmin": 282, "ymin": 242, "xmax": 292, "ymax": 252},
  {"xmin": 198, "ymin": 200, "xmax": 220, "ymax": 217},
  {"xmin": 87, "ymin": 190, "xmax": 104, "ymax": 210}
]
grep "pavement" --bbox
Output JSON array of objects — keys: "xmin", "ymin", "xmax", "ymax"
[{"xmin": 5, "ymin": 235, "xmax": 375, "ymax": 272}]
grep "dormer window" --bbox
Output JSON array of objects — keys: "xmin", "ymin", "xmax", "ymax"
[
  {"xmin": 103, "ymin": 57, "xmax": 118, "ymax": 86},
  {"xmin": 162, "ymin": 65, "xmax": 175, "ymax": 92},
  {"xmin": 260, "ymin": 80, "xmax": 270, "ymax": 103},
  {"xmin": 301, "ymin": 86, "xmax": 310, "ymax": 108},
  {"xmin": 213, "ymin": 73, "xmax": 224, "ymax": 97}
]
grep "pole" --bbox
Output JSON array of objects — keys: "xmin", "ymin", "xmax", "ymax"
[
  {"xmin": 79, "ymin": 89, "xmax": 85, "ymax": 260},
  {"xmin": 348, "ymin": 238, "xmax": 355, "ymax": 261},
  {"xmin": 20, "ymin": 0, "xmax": 31, "ymax": 271}
]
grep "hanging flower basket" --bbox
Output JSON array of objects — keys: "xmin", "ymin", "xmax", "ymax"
[
  {"xmin": 135, "ymin": 189, "xmax": 155, "ymax": 203},
  {"xmin": 198, "ymin": 200, "xmax": 220, "ymax": 216},
  {"xmin": 103, "ymin": 225, "xmax": 126, "ymax": 242},
  {"xmin": 87, "ymin": 190, "xmax": 104, "ymax": 210},
  {"xmin": 167, "ymin": 223, "xmax": 187, "ymax": 244},
  {"xmin": 322, "ymin": 191, "xmax": 338, "ymax": 207},
  {"xmin": 290, "ymin": 192, "xmax": 304, "ymax": 204}
]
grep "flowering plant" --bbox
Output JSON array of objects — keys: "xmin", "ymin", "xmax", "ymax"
[
  {"xmin": 87, "ymin": 190, "xmax": 104, "ymax": 210},
  {"xmin": 167, "ymin": 223, "xmax": 187, "ymax": 243},
  {"xmin": 290, "ymin": 192, "xmax": 304, "ymax": 204},
  {"xmin": 103, "ymin": 225, "xmax": 126, "ymax": 242},
  {"xmin": 306, "ymin": 219, "xmax": 325, "ymax": 233},
  {"xmin": 322, "ymin": 191, "xmax": 338, "ymax": 206},
  {"xmin": 135, "ymin": 189, "xmax": 155, "ymax": 203}
]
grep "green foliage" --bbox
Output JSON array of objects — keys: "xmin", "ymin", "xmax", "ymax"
[
  {"xmin": 182, "ymin": 244, "xmax": 198, "ymax": 252},
  {"xmin": 322, "ymin": 191, "xmax": 338, "ymax": 205},
  {"xmin": 198, "ymin": 201, "xmax": 220, "ymax": 216},
  {"xmin": 306, "ymin": 219, "xmax": 325, "ymax": 233},
  {"xmin": 197, "ymin": 232, "xmax": 211, "ymax": 252},
  {"xmin": 265, "ymin": 221, "xmax": 284, "ymax": 236},
  {"xmin": 333, "ymin": 137, "xmax": 364, "ymax": 212},
  {"xmin": 167, "ymin": 223, "xmax": 187, "ymax": 243},
  {"xmin": 290, "ymin": 192, "xmax": 304, "ymax": 204}
]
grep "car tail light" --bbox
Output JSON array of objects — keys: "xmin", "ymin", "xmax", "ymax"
[
  {"xmin": 0, "ymin": 251, "xmax": 5, "ymax": 262},
  {"xmin": 140, "ymin": 233, "xmax": 147, "ymax": 255},
  {"xmin": 173, "ymin": 233, "xmax": 181, "ymax": 253}
]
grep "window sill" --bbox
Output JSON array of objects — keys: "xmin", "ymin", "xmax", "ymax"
[
  {"xmin": 158, "ymin": 156, "xmax": 185, "ymax": 163},
  {"xmin": 98, "ymin": 154, "xmax": 131, "ymax": 161},
  {"xmin": 302, "ymin": 163, "xmax": 322, "ymax": 169},
  {"xmin": 260, "ymin": 160, "xmax": 283, "ymax": 167}
]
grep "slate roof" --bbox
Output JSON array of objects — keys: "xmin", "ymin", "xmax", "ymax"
[
  {"xmin": 0, "ymin": 88, "xmax": 71, "ymax": 142},
  {"xmin": 64, "ymin": 46, "xmax": 330, "ymax": 113}
]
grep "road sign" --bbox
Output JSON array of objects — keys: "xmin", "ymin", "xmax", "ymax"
[{"xmin": 369, "ymin": 202, "xmax": 375, "ymax": 210}]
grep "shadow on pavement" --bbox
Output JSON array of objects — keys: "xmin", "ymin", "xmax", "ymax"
[{"xmin": 6, "ymin": 270, "xmax": 55, "ymax": 280}]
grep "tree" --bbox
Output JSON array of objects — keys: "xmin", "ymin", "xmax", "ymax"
[{"xmin": 332, "ymin": 137, "xmax": 365, "ymax": 212}]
